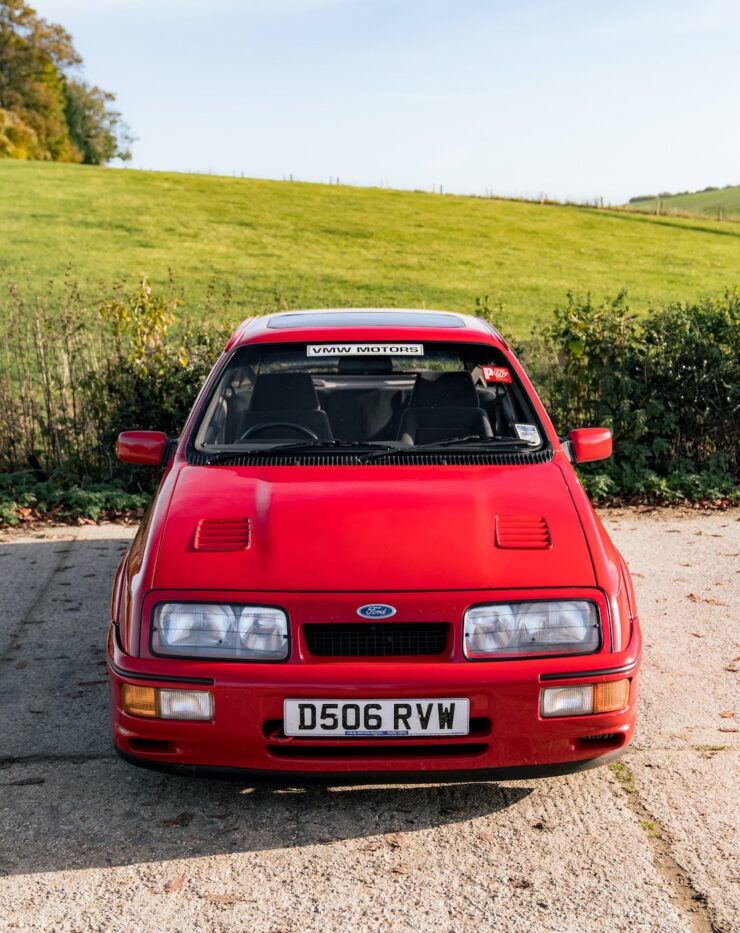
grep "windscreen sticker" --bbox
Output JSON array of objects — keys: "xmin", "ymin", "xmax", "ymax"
[
  {"xmin": 482, "ymin": 365, "xmax": 512, "ymax": 384},
  {"xmin": 307, "ymin": 343, "xmax": 424, "ymax": 357},
  {"xmin": 514, "ymin": 423, "xmax": 541, "ymax": 446}
]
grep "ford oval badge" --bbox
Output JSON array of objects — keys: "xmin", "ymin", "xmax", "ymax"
[{"xmin": 357, "ymin": 604, "xmax": 397, "ymax": 619}]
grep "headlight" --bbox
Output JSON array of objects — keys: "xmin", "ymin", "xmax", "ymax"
[
  {"xmin": 152, "ymin": 603, "xmax": 289, "ymax": 660},
  {"xmin": 464, "ymin": 600, "xmax": 599, "ymax": 658}
]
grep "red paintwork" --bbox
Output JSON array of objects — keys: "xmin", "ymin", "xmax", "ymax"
[
  {"xmin": 117, "ymin": 431, "xmax": 168, "ymax": 466},
  {"xmin": 568, "ymin": 427, "xmax": 613, "ymax": 464},
  {"xmin": 108, "ymin": 311, "xmax": 641, "ymax": 778},
  {"xmin": 153, "ymin": 462, "xmax": 594, "ymax": 594}
]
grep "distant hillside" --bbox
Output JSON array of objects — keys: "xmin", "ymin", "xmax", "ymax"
[
  {"xmin": 2, "ymin": 162, "xmax": 740, "ymax": 336},
  {"xmin": 627, "ymin": 185, "xmax": 740, "ymax": 220}
]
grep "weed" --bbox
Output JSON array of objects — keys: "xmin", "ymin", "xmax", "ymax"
[
  {"xmin": 639, "ymin": 819, "xmax": 663, "ymax": 839},
  {"xmin": 609, "ymin": 761, "xmax": 637, "ymax": 795}
]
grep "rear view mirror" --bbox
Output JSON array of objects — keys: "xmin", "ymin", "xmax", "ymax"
[
  {"xmin": 116, "ymin": 431, "xmax": 170, "ymax": 466},
  {"xmin": 567, "ymin": 428, "xmax": 612, "ymax": 463}
]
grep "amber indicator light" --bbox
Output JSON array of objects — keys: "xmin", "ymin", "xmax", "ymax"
[
  {"xmin": 593, "ymin": 679, "xmax": 630, "ymax": 714},
  {"xmin": 121, "ymin": 684, "xmax": 158, "ymax": 717}
]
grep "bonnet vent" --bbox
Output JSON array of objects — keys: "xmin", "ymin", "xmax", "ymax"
[
  {"xmin": 495, "ymin": 515, "xmax": 551, "ymax": 549},
  {"xmin": 194, "ymin": 518, "xmax": 251, "ymax": 552}
]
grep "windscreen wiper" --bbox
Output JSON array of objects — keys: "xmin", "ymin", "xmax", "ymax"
[
  {"xmin": 250, "ymin": 439, "xmax": 401, "ymax": 456},
  {"xmin": 359, "ymin": 436, "xmax": 536, "ymax": 462},
  {"xmin": 203, "ymin": 440, "xmax": 399, "ymax": 463},
  {"xmin": 413, "ymin": 435, "xmax": 535, "ymax": 450}
]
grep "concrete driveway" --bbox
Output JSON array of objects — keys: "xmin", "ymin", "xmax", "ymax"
[{"xmin": 0, "ymin": 511, "xmax": 737, "ymax": 932}]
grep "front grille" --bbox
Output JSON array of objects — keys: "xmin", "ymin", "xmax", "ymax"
[{"xmin": 304, "ymin": 622, "xmax": 450, "ymax": 657}]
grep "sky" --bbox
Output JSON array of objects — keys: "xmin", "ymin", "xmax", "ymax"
[{"xmin": 34, "ymin": 0, "xmax": 740, "ymax": 203}]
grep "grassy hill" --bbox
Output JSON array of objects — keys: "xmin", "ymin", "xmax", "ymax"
[
  {"xmin": 627, "ymin": 185, "xmax": 740, "ymax": 221},
  {"xmin": 3, "ymin": 161, "xmax": 740, "ymax": 337}
]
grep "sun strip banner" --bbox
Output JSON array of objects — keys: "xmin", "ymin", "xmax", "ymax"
[{"xmin": 307, "ymin": 344, "xmax": 424, "ymax": 356}]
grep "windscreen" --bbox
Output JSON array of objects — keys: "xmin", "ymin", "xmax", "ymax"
[{"xmin": 193, "ymin": 341, "xmax": 545, "ymax": 453}]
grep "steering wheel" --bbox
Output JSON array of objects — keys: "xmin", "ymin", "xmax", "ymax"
[{"xmin": 238, "ymin": 422, "xmax": 319, "ymax": 441}]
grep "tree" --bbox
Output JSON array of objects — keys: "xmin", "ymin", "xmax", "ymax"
[
  {"xmin": 0, "ymin": 105, "xmax": 37, "ymax": 158},
  {"xmin": 0, "ymin": 0, "xmax": 80, "ymax": 160},
  {"xmin": 0, "ymin": 0, "xmax": 131, "ymax": 163},
  {"xmin": 64, "ymin": 79, "xmax": 131, "ymax": 164}
]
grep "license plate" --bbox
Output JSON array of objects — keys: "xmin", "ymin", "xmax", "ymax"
[{"xmin": 283, "ymin": 698, "xmax": 470, "ymax": 737}]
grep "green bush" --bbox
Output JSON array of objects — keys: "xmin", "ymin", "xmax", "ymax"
[
  {"xmin": 84, "ymin": 280, "xmax": 230, "ymax": 488},
  {"xmin": 520, "ymin": 290, "xmax": 739, "ymax": 502},
  {"xmin": 0, "ymin": 276, "xmax": 232, "ymax": 491},
  {"xmin": 0, "ymin": 471, "xmax": 150, "ymax": 525},
  {"xmin": 0, "ymin": 278, "xmax": 737, "ymax": 524}
]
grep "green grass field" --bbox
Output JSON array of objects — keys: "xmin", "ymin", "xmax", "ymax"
[
  {"xmin": 3, "ymin": 161, "xmax": 740, "ymax": 337},
  {"xmin": 627, "ymin": 185, "xmax": 740, "ymax": 221}
]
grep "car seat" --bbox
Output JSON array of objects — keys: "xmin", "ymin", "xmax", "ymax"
[
  {"xmin": 235, "ymin": 372, "xmax": 333, "ymax": 441},
  {"xmin": 397, "ymin": 371, "xmax": 493, "ymax": 445}
]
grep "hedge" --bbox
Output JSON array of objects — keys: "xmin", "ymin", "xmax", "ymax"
[{"xmin": 0, "ymin": 279, "xmax": 737, "ymax": 523}]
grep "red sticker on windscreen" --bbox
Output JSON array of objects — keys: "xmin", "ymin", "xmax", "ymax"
[{"xmin": 482, "ymin": 366, "xmax": 512, "ymax": 384}]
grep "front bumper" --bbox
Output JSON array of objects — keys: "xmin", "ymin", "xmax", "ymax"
[{"xmin": 108, "ymin": 622, "xmax": 641, "ymax": 779}]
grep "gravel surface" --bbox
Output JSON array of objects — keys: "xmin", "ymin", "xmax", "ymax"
[{"xmin": 0, "ymin": 511, "xmax": 737, "ymax": 932}]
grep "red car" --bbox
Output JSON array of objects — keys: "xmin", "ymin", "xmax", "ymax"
[{"xmin": 109, "ymin": 309, "xmax": 641, "ymax": 781}]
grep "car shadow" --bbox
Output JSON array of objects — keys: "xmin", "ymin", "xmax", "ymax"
[{"xmin": 0, "ymin": 533, "xmax": 532, "ymax": 877}]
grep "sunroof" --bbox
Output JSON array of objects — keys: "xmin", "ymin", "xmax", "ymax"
[{"xmin": 267, "ymin": 311, "xmax": 465, "ymax": 329}]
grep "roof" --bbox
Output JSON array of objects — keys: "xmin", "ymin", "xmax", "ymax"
[{"xmin": 225, "ymin": 308, "xmax": 507, "ymax": 351}]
